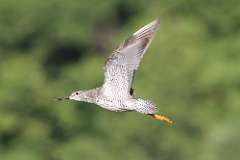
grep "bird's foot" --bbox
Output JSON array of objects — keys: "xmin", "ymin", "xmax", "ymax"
[{"xmin": 150, "ymin": 114, "xmax": 173, "ymax": 125}]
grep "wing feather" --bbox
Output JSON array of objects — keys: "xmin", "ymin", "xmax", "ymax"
[{"xmin": 102, "ymin": 19, "xmax": 160, "ymax": 99}]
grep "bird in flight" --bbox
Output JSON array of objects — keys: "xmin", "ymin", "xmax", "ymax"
[{"xmin": 58, "ymin": 19, "xmax": 173, "ymax": 124}]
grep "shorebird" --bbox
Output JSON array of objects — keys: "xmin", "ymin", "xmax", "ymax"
[{"xmin": 58, "ymin": 19, "xmax": 173, "ymax": 124}]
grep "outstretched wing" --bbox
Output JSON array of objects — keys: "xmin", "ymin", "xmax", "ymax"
[{"xmin": 102, "ymin": 19, "xmax": 160, "ymax": 99}]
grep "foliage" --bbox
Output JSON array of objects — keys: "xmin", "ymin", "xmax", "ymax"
[{"xmin": 0, "ymin": 0, "xmax": 239, "ymax": 160}]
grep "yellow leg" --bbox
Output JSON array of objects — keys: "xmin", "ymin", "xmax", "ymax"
[{"xmin": 150, "ymin": 114, "xmax": 173, "ymax": 125}]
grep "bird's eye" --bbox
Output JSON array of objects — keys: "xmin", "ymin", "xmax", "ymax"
[{"xmin": 76, "ymin": 92, "xmax": 79, "ymax": 95}]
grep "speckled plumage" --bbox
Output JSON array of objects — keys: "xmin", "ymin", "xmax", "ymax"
[{"xmin": 60, "ymin": 19, "xmax": 172, "ymax": 124}]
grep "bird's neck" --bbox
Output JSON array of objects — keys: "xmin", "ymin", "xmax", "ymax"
[
  {"xmin": 78, "ymin": 88, "xmax": 101, "ymax": 104},
  {"xmin": 80, "ymin": 96, "xmax": 95, "ymax": 103}
]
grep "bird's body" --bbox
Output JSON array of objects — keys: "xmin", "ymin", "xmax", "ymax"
[
  {"xmin": 58, "ymin": 19, "xmax": 173, "ymax": 124},
  {"xmin": 71, "ymin": 88, "xmax": 158, "ymax": 114}
]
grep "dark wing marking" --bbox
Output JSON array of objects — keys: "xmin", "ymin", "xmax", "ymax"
[{"xmin": 130, "ymin": 88, "xmax": 134, "ymax": 96}]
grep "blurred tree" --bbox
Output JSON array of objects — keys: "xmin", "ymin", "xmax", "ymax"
[{"xmin": 0, "ymin": 0, "xmax": 239, "ymax": 160}]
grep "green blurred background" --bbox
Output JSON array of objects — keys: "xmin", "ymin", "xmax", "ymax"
[{"xmin": 0, "ymin": 0, "xmax": 239, "ymax": 160}]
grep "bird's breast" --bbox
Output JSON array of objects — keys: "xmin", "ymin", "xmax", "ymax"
[{"xmin": 95, "ymin": 97, "xmax": 126, "ymax": 112}]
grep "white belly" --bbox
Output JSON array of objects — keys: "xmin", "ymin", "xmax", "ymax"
[{"xmin": 95, "ymin": 97, "xmax": 127, "ymax": 112}]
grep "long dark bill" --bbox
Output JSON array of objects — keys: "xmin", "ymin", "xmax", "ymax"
[{"xmin": 55, "ymin": 97, "xmax": 69, "ymax": 101}]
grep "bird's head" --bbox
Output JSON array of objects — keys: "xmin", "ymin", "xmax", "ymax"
[
  {"xmin": 56, "ymin": 91, "xmax": 84, "ymax": 101},
  {"xmin": 69, "ymin": 91, "xmax": 84, "ymax": 101}
]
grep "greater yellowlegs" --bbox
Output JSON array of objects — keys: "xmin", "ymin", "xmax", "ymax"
[{"xmin": 58, "ymin": 19, "xmax": 173, "ymax": 124}]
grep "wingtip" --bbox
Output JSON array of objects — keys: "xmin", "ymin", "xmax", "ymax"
[
  {"xmin": 142, "ymin": 19, "xmax": 161, "ymax": 31},
  {"xmin": 152, "ymin": 19, "xmax": 160, "ymax": 28},
  {"xmin": 133, "ymin": 19, "xmax": 160, "ymax": 37}
]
